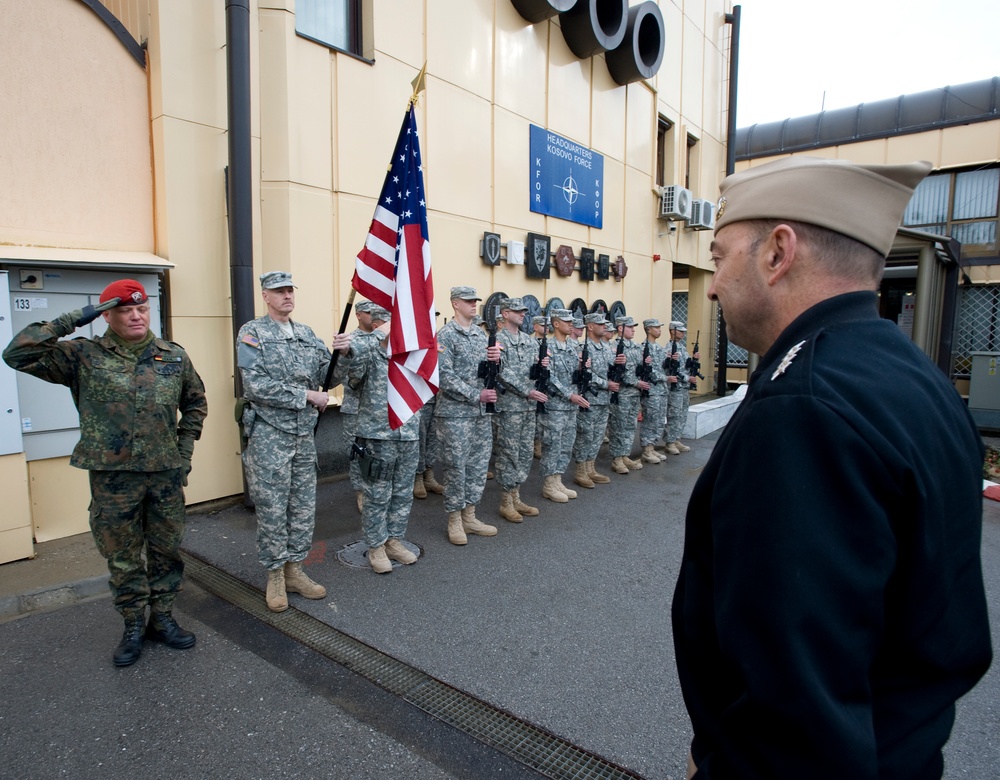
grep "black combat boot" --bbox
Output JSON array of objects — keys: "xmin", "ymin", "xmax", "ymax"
[
  {"xmin": 113, "ymin": 613, "xmax": 146, "ymax": 667},
  {"xmin": 145, "ymin": 611, "xmax": 196, "ymax": 650}
]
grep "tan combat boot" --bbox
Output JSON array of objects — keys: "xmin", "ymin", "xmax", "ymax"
[
  {"xmin": 587, "ymin": 460, "xmax": 611, "ymax": 484},
  {"xmin": 641, "ymin": 444, "xmax": 661, "ymax": 464},
  {"xmin": 413, "ymin": 471, "xmax": 427, "ymax": 499},
  {"xmin": 447, "ymin": 510, "xmax": 467, "ymax": 545},
  {"xmin": 266, "ymin": 568, "xmax": 288, "ymax": 613},
  {"xmin": 512, "ymin": 487, "xmax": 539, "ymax": 517},
  {"xmin": 555, "ymin": 476, "xmax": 577, "ymax": 499},
  {"xmin": 423, "ymin": 468, "xmax": 445, "ymax": 494},
  {"xmin": 664, "ymin": 441, "xmax": 681, "ymax": 455},
  {"xmin": 542, "ymin": 474, "xmax": 569, "ymax": 502},
  {"xmin": 368, "ymin": 545, "xmax": 392, "ymax": 574},
  {"xmin": 623, "ymin": 455, "xmax": 644, "ymax": 470},
  {"xmin": 611, "ymin": 456, "xmax": 630, "ymax": 475},
  {"xmin": 674, "ymin": 439, "xmax": 691, "ymax": 452},
  {"xmin": 499, "ymin": 490, "xmax": 523, "ymax": 523},
  {"xmin": 573, "ymin": 461, "xmax": 595, "ymax": 489},
  {"xmin": 461, "ymin": 505, "xmax": 498, "ymax": 537},
  {"xmin": 385, "ymin": 538, "xmax": 418, "ymax": 565},
  {"xmin": 284, "ymin": 562, "xmax": 326, "ymax": 599}
]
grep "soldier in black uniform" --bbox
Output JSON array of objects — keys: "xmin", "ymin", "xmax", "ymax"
[{"xmin": 672, "ymin": 157, "xmax": 992, "ymax": 779}]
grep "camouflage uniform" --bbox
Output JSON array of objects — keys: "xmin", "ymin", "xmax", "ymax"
[
  {"xmin": 607, "ymin": 334, "xmax": 643, "ymax": 458},
  {"xmin": 434, "ymin": 318, "xmax": 492, "ymax": 512},
  {"xmin": 539, "ymin": 334, "xmax": 580, "ymax": 477},
  {"xmin": 639, "ymin": 339, "xmax": 669, "ymax": 446},
  {"xmin": 340, "ymin": 325, "xmax": 373, "ymax": 492},
  {"xmin": 414, "ymin": 398, "xmax": 438, "ymax": 473},
  {"xmin": 3, "ymin": 310, "xmax": 206, "ymax": 618},
  {"xmin": 665, "ymin": 336, "xmax": 692, "ymax": 443},
  {"xmin": 237, "ymin": 315, "xmax": 347, "ymax": 571},
  {"xmin": 495, "ymin": 324, "xmax": 540, "ymax": 491},
  {"xmin": 572, "ymin": 334, "xmax": 614, "ymax": 462},
  {"xmin": 349, "ymin": 335, "xmax": 420, "ymax": 548}
]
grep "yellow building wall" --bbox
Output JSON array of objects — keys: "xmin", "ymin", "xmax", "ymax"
[{"xmin": 0, "ymin": 454, "xmax": 34, "ymax": 564}]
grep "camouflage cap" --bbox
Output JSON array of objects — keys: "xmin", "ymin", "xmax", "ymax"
[
  {"xmin": 370, "ymin": 306, "xmax": 391, "ymax": 322},
  {"xmin": 669, "ymin": 321, "xmax": 687, "ymax": 331},
  {"xmin": 500, "ymin": 297, "xmax": 528, "ymax": 312},
  {"xmin": 355, "ymin": 300, "xmax": 375, "ymax": 314},
  {"xmin": 572, "ymin": 317, "xmax": 585, "ymax": 328},
  {"xmin": 604, "ymin": 323, "xmax": 616, "ymax": 333},
  {"xmin": 260, "ymin": 271, "xmax": 295, "ymax": 289},
  {"xmin": 616, "ymin": 315, "xmax": 637, "ymax": 328},
  {"xmin": 471, "ymin": 314, "xmax": 485, "ymax": 326},
  {"xmin": 584, "ymin": 313, "xmax": 607, "ymax": 325},
  {"xmin": 450, "ymin": 286, "xmax": 482, "ymax": 301},
  {"xmin": 643, "ymin": 318, "xmax": 663, "ymax": 329},
  {"xmin": 532, "ymin": 316, "xmax": 549, "ymax": 327},
  {"xmin": 550, "ymin": 308, "xmax": 574, "ymax": 322}
]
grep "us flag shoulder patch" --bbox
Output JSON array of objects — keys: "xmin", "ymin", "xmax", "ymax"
[{"xmin": 241, "ymin": 334, "xmax": 260, "ymax": 349}]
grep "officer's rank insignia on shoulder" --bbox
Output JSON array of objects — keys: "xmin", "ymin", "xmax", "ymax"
[
  {"xmin": 241, "ymin": 334, "xmax": 260, "ymax": 349},
  {"xmin": 772, "ymin": 340, "xmax": 806, "ymax": 381}
]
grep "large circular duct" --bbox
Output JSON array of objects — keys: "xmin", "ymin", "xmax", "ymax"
[
  {"xmin": 510, "ymin": 0, "xmax": 577, "ymax": 24},
  {"xmin": 559, "ymin": 0, "xmax": 628, "ymax": 59},
  {"xmin": 606, "ymin": 2, "xmax": 665, "ymax": 85}
]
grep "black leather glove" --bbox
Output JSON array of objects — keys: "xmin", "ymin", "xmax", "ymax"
[{"xmin": 73, "ymin": 298, "xmax": 121, "ymax": 328}]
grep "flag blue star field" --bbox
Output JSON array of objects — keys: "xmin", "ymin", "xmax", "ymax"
[{"xmin": 354, "ymin": 104, "xmax": 438, "ymax": 429}]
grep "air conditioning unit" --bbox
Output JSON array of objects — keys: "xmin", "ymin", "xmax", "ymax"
[
  {"xmin": 660, "ymin": 185, "xmax": 693, "ymax": 220},
  {"xmin": 688, "ymin": 198, "xmax": 715, "ymax": 230}
]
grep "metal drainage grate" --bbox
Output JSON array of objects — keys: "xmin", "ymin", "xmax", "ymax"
[{"xmin": 182, "ymin": 552, "xmax": 643, "ymax": 780}]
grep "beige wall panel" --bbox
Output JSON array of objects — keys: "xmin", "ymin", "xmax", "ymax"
[
  {"xmin": 940, "ymin": 123, "xmax": 1000, "ymax": 168},
  {"xmin": 148, "ymin": 0, "xmax": 227, "ymax": 129},
  {"xmin": 833, "ymin": 139, "xmax": 888, "ymax": 164},
  {"xmin": 600, "ymin": 157, "xmax": 626, "ymax": 251},
  {"xmin": 99, "ymin": 0, "xmax": 151, "ymax": 47},
  {"xmin": 428, "ymin": 0, "xmax": 493, "ymax": 99},
  {"xmin": 547, "ymin": 31, "xmax": 592, "ymax": 142},
  {"xmin": 701, "ymin": 32, "xmax": 725, "ymax": 145},
  {"xmin": 169, "ymin": 316, "xmax": 243, "ymax": 503},
  {"xmin": 493, "ymin": 109, "xmax": 546, "ymax": 232},
  {"xmin": 290, "ymin": 187, "xmax": 338, "ymax": 336},
  {"xmin": 372, "ymin": 0, "xmax": 424, "ymax": 67},
  {"xmin": 0, "ymin": 454, "xmax": 31, "ymax": 535},
  {"xmin": 425, "ymin": 213, "xmax": 496, "ymax": 301},
  {"xmin": 680, "ymin": 17, "xmax": 705, "ymax": 129},
  {"xmin": 495, "ymin": 1, "xmax": 548, "ymax": 123},
  {"xmin": 592, "ymin": 65, "xmax": 627, "ymax": 160},
  {"xmin": 259, "ymin": 9, "xmax": 293, "ymax": 184},
  {"xmin": 0, "ymin": 527, "xmax": 34, "ymax": 565},
  {"xmin": 334, "ymin": 194, "xmax": 379, "ymax": 299},
  {"xmin": 623, "ymin": 166, "xmax": 654, "ymax": 257},
  {"xmin": 655, "ymin": 2, "xmax": 685, "ymax": 116},
  {"xmin": 0, "ymin": 0, "xmax": 153, "ymax": 251},
  {"xmin": 426, "ymin": 81, "xmax": 493, "ymax": 223},
  {"xmin": 625, "ymin": 83, "xmax": 655, "ymax": 173},
  {"xmin": 686, "ymin": 0, "xmax": 709, "ymax": 28},
  {"xmin": 28, "ymin": 458, "xmax": 90, "ymax": 542},
  {"xmin": 335, "ymin": 56, "xmax": 421, "ymax": 199},
  {"xmin": 884, "ymin": 132, "xmax": 943, "ymax": 167},
  {"xmin": 153, "ymin": 117, "xmax": 231, "ymax": 318}
]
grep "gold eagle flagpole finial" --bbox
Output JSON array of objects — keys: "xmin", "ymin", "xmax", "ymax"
[{"xmin": 409, "ymin": 62, "xmax": 427, "ymax": 107}]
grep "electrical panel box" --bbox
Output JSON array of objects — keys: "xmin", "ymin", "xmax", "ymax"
[
  {"xmin": 5, "ymin": 266, "xmax": 162, "ymax": 461},
  {"xmin": 0, "ymin": 272, "xmax": 24, "ymax": 456}
]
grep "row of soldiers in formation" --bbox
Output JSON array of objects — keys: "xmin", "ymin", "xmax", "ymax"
[{"xmin": 343, "ymin": 286, "xmax": 699, "ymax": 573}]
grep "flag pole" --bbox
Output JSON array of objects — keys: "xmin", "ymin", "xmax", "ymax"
[{"xmin": 410, "ymin": 61, "xmax": 427, "ymax": 106}]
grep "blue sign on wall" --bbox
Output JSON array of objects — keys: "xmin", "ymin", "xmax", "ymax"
[{"xmin": 529, "ymin": 125, "xmax": 603, "ymax": 229}]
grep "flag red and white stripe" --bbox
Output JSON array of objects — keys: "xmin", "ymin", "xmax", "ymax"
[{"xmin": 354, "ymin": 104, "xmax": 438, "ymax": 429}]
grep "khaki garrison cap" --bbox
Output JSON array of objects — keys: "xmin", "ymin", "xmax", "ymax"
[{"xmin": 714, "ymin": 157, "xmax": 932, "ymax": 257}]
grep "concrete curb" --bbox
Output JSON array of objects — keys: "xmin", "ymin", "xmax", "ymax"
[{"xmin": 0, "ymin": 574, "xmax": 109, "ymax": 622}]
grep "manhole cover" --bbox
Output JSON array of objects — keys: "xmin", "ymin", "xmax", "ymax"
[{"xmin": 336, "ymin": 539, "xmax": 423, "ymax": 570}]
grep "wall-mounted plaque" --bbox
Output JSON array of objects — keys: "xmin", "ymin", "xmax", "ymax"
[
  {"xmin": 526, "ymin": 233, "xmax": 551, "ymax": 279},
  {"xmin": 481, "ymin": 232, "xmax": 501, "ymax": 266},
  {"xmin": 613, "ymin": 255, "xmax": 628, "ymax": 281},
  {"xmin": 597, "ymin": 253, "xmax": 610, "ymax": 280},
  {"xmin": 555, "ymin": 244, "xmax": 576, "ymax": 277},
  {"xmin": 579, "ymin": 247, "xmax": 595, "ymax": 281},
  {"xmin": 507, "ymin": 240, "xmax": 525, "ymax": 265}
]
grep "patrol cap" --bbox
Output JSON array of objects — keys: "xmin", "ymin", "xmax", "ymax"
[
  {"xmin": 100, "ymin": 279, "xmax": 147, "ymax": 307},
  {"xmin": 669, "ymin": 321, "xmax": 687, "ymax": 331},
  {"xmin": 714, "ymin": 157, "xmax": 932, "ymax": 257},
  {"xmin": 572, "ymin": 317, "xmax": 585, "ymax": 329},
  {"xmin": 584, "ymin": 313, "xmax": 607, "ymax": 325},
  {"xmin": 471, "ymin": 314, "xmax": 485, "ymax": 326},
  {"xmin": 450, "ymin": 286, "xmax": 482, "ymax": 301},
  {"xmin": 260, "ymin": 271, "xmax": 295, "ymax": 289},
  {"xmin": 550, "ymin": 308, "xmax": 574, "ymax": 322},
  {"xmin": 643, "ymin": 318, "xmax": 663, "ymax": 329},
  {"xmin": 616, "ymin": 315, "xmax": 636, "ymax": 328},
  {"xmin": 355, "ymin": 300, "xmax": 375, "ymax": 314},
  {"xmin": 500, "ymin": 297, "xmax": 528, "ymax": 312},
  {"xmin": 370, "ymin": 306, "xmax": 391, "ymax": 322},
  {"xmin": 604, "ymin": 322, "xmax": 616, "ymax": 333},
  {"xmin": 532, "ymin": 316, "xmax": 548, "ymax": 327}
]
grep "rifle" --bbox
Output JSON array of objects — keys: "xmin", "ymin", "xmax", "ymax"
[
  {"xmin": 686, "ymin": 330, "xmax": 706, "ymax": 381},
  {"xmin": 314, "ymin": 288, "xmax": 356, "ymax": 433},
  {"xmin": 664, "ymin": 338, "xmax": 681, "ymax": 390},
  {"xmin": 571, "ymin": 338, "xmax": 593, "ymax": 412},
  {"xmin": 607, "ymin": 335, "xmax": 626, "ymax": 405},
  {"xmin": 528, "ymin": 329, "xmax": 550, "ymax": 414},
  {"xmin": 637, "ymin": 339, "xmax": 653, "ymax": 398},
  {"xmin": 477, "ymin": 310, "xmax": 501, "ymax": 414}
]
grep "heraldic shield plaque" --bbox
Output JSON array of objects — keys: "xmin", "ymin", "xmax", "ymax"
[
  {"xmin": 555, "ymin": 245, "xmax": 575, "ymax": 277},
  {"xmin": 597, "ymin": 253, "xmax": 610, "ymax": 280},
  {"xmin": 526, "ymin": 233, "xmax": 551, "ymax": 279},
  {"xmin": 481, "ymin": 232, "xmax": 501, "ymax": 266},
  {"xmin": 579, "ymin": 247, "xmax": 595, "ymax": 281}
]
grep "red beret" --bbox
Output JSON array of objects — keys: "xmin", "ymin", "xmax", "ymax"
[{"xmin": 100, "ymin": 279, "xmax": 148, "ymax": 307}]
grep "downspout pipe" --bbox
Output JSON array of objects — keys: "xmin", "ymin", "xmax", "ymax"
[
  {"xmin": 227, "ymin": 0, "xmax": 255, "ymax": 393},
  {"xmin": 717, "ymin": 5, "xmax": 741, "ymax": 396}
]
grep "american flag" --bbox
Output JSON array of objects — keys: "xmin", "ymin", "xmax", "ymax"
[{"xmin": 354, "ymin": 104, "xmax": 438, "ymax": 429}]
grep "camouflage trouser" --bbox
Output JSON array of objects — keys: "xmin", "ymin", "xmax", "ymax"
[
  {"xmin": 415, "ymin": 403, "xmax": 438, "ymax": 472},
  {"xmin": 243, "ymin": 419, "xmax": 318, "ymax": 570},
  {"xmin": 572, "ymin": 403, "xmax": 610, "ymax": 462},
  {"xmin": 539, "ymin": 409, "xmax": 577, "ymax": 477},
  {"xmin": 608, "ymin": 391, "xmax": 641, "ymax": 457},
  {"xmin": 434, "ymin": 415, "xmax": 492, "ymax": 512},
  {"xmin": 342, "ymin": 411, "xmax": 362, "ymax": 490},
  {"xmin": 640, "ymin": 390, "xmax": 668, "ymax": 446},
  {"xmin": 359, "ymin": 438, "xmax": 419, "ymax": 548},
  {"xmin": 88, "ymin": 468, "xmax": 187, "ymax": 618},
  {"xmin": 494, "ymin": 409, "xmax": 536, "ymax": 490},
  {"xmin": 666, "ymin": 386, "xmax": 691, "ymax": 442}
]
